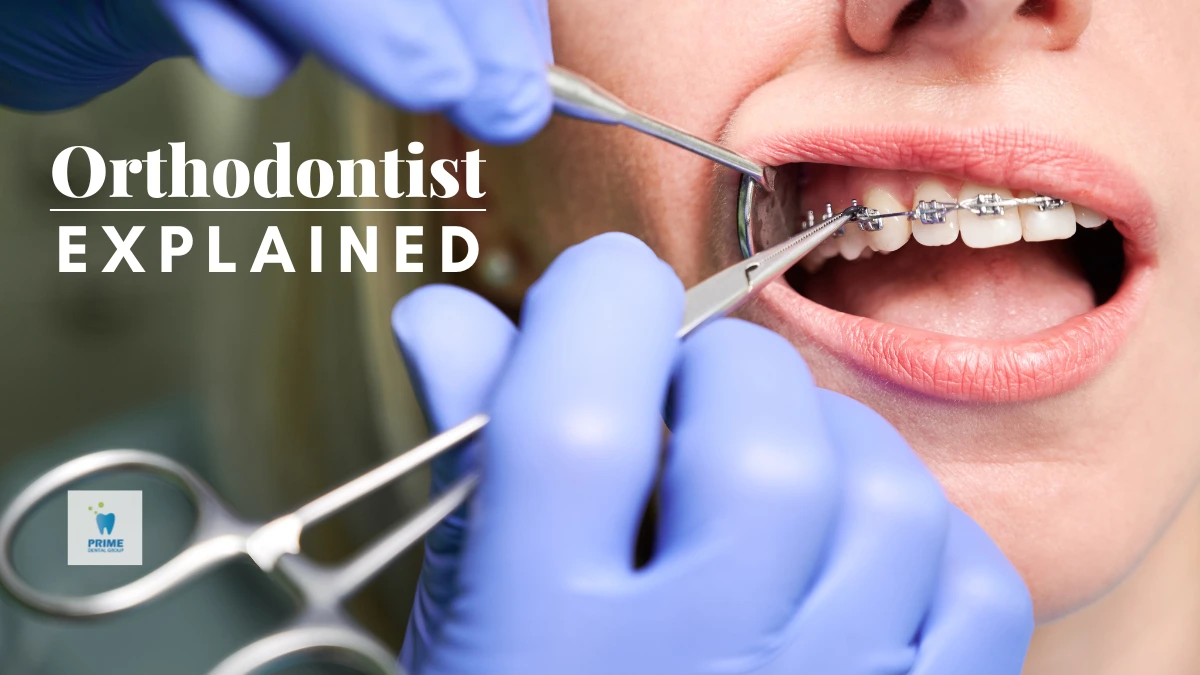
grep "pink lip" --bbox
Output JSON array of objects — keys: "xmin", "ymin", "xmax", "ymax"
[{"xmin": 728, "ymin": 125, "xmax": 1158, "ymax": 403}]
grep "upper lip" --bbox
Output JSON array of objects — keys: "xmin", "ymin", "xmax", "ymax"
[{"xmin": 721, "ymin": 123, "xmax": 1158, "ymax": 402}]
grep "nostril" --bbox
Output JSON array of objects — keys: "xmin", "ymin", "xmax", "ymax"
[
  {"xmin": 891, "ymin": 0, "xmax": 973, "ymax": 36},
  {"xmin": 848, "ymin": 0, "xmax": 1090, "ymax": 56},
  {"xmin": 894, "ymin": 0, "xmax": 932, "ymax": 30},
  {"xmin": 1018, "ymin": 0, "xmax": 1092, "ymax": 50},
  {"xmin": 1018, "ymin": 0, "xmax": 1051, "ymax": 17}
]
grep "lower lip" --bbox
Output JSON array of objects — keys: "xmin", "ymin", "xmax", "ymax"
[{"xmin": 757, "ymin": 253, "xmax": 1153, "ymax": 402}]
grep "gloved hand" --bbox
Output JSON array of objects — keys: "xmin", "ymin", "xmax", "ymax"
[
  {"xmin": 0, "ymin": 0, "xmax": 551, "ymax": 143},
  {"xmin": 391, "ymin": 233, "xmax": 1034, "ymax": 675}
]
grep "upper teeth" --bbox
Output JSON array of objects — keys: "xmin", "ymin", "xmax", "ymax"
[
  {"xmin": 856, "ymin": 190, "xmax": 1072, "ymax": 233},
  {"xmin": 800, "ymin": 180, "xmax": 1111, "ymax": 273}
]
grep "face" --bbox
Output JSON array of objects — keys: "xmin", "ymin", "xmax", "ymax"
[{"xmin": 479, "ymin": 0, "xmax": 1200, "ymax": 622}]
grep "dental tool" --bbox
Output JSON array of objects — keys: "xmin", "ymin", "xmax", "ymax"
[
  {"xmin": 681, "ymin": 205, "xmax": 864, "ymax": 334},
  {"xmin": 547, "ymin": 65, "xmax": 775, "ymax": 190}
]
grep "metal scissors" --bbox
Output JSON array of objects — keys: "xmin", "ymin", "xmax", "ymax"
[{"xmin": 0, "ymin": 67, "xmax": 859, "ymax": 675}]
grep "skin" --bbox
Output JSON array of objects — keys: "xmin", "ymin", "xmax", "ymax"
[{"xmin": 450, "ymin": 0, "xmax": 1200, "ymax": 672}]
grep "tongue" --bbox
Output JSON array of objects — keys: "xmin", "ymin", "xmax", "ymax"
[{"xmin": 797, "ymin": 240, "xmax": 1096, "ymax": 340}]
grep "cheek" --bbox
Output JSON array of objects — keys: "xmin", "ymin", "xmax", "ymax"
[
  {"xmin": 509, "ymin": 88, "xmax": 734, "ymax": 286},
  {"xmin": 522, "ymin": 121, "xmax": 726, "ymax": 285}
]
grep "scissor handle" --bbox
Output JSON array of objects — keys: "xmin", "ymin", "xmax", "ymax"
[
  {"xmin": 0, "ymin": 449, "xmax": 256, "ymax": 618},
  {"xmin": 323, "ymin": 471, "xmax": 479, "ymax": 600},
  {"xmin": 207, "ymin": 617, "xmax": 398, "ymax": 675}
]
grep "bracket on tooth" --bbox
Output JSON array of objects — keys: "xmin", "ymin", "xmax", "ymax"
[
  {"xmin": 1030, "ymin": 196, "xmax": 1067, "ymax": 212},
  {"xmin": 913, "ymin": 200, "xmax": 960, "ymax": 225},
  {"xmin": 963, "ymin": 193, "xmax": 1009, "ymax": 216},
  {"xmin": 959, "ymin": 193, "xmax": 1068, "ymax": 217},
  {"xmin": 801, "ymin": 193, "xmax": 1068, "ymax": 241},
  {"xmin": 847, "ymin": 200, "xmax": 884, "ymax": 231}
]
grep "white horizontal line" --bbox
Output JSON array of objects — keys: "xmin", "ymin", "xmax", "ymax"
[{"xmin": 50, "ymin": 208, "xmax": 486, "ymax": 213}]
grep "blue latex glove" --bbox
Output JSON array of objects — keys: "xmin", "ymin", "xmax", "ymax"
[
  {"xmin": 0, "ymin": 0, "xmax": 552, "ymax": 143},
  {"xmin": 391, "ymin": 233, "xmax": 1034, "ymax": 675}
]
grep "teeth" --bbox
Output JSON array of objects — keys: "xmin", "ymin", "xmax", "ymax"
[
  {"xmin": 958, "ymin": 184, "xmax": 1022, "ymax": 248},
  {"xmin": 838, "ymin": 218, "xmax": 871, "ymax": 260},
  {"xmin": 1018, "ymin": 190, "xmax": 1076, "ymax": 242},
  {"xmin": 863, "ymin": 187, "xmax": 911, "ymax": 252},
  {"xmin": 910, "ymin": 181, "xmax": 960, "ymax": 246},
  {"xmin": 1075, "ymin": 205, "xmax": 1109, "ymax": 229},
  {"xmin": 794, "ymin": 177, "xmax": 1111, "ymax": 276},
  {"xmin": 800, "ymin": 242, "xmax": 837, "ymax": 273},
  {"xmin": 815, "ymin": 233, "xmax": 840, "ymax": 256}
]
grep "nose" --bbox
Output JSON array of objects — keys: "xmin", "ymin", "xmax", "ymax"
[{"xmin": 844, "ymin": 0, "xmax": 1092, "ymax": 57}]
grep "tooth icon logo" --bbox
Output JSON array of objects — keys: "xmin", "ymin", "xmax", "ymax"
[
  {"xmin": 96, "ymin": 512, "xmax": 115, "ymax": 535},
  {"xmin": 88, "ymin": 502, "xmax": 115, "ymax": 535}
]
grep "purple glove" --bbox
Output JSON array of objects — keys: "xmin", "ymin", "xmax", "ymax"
[
  {"xmin": 0, "ymin": 0, "xmax": 552, "ymax": 143},
  {"xmin": 392, "ymin": 233, "xmax": 1034, "ymax": 674}
]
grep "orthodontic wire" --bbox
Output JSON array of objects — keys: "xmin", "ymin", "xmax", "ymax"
[{"xmin": 798, "ymin": 193, "xmax": 1070, "ymax": 237}]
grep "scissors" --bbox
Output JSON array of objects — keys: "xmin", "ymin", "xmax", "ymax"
[{"xmin": 0, "ymin": 68, "xmax": 861, "ymax": 675}]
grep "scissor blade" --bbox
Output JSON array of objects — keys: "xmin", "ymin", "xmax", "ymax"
[
  {"xmin": 742, "ymin": 211, "xmax": 852, "ymax": 289},
  {"xmin": 292, "ymin": 413, "xmax": 488, "ymax": 528},
  {"xmin": 678, "ymin": 261, "xmax": 756, "ymax": 338},
  {"xmin": 677, "ymin": 211, "xmax": 852, "ymax": 338}
]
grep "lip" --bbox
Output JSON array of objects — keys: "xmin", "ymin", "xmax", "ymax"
[{"xmin": 725, "ymin": 125, "xmax": 1158, "ymax": 402}]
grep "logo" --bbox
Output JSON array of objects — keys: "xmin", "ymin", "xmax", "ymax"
[
  {"xmin": 92, "ymin": 502, "xmax": 116, "ymax": 535},
  {"xmin": 68, "ymin": 491, "xmax": 142, "ymax": 566}
]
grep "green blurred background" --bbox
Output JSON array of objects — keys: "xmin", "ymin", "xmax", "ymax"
[{"xmin": 0, "ymin": 58, "xmax": 451, "ymax": 674}]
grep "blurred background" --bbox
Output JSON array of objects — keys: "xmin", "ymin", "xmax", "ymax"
[{"xmin": 0, "ymin": 58, "xmax": 477, "ymax": 673}]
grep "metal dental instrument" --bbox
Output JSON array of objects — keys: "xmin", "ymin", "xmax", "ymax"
[
  {"xmin": 0, "ymin": 434, "xmax": 481, "ymax": 675},
  {"xmin": 547, "ymin": 65, "xmax": 775, "ymax": 190},
  {"xmin": 737, "ymin": 166, "xmax": 806, "ymax": 258},
  {"xmin": 0, "ymin": 206, "xmax": 858, "ymax": 675},
  {"xmin": 679, "ymin": 204, "xmax": 865, "ymax": 335}
]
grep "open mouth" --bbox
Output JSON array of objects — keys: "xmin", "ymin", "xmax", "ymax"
[
  {"xmin": 728, "ymin": 127, "xmax": 1156, "ymax": 403},
  {"xmin": 787, "ymin": 162, "xmax": 1124, "ymax": 340}
]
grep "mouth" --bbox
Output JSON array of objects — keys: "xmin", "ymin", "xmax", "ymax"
[{"xmin": 730, "ymin": 127, "xmax": 1156, "ymax": 403}]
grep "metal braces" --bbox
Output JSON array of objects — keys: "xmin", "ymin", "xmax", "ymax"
[{"xmin": 803, "ymin": 194, "xmax": 1069, "ymax": 237}]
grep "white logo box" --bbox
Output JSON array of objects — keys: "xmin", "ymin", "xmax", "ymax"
[{"xmin": 67, "ymin": 490, "xmax": 142, "ymax": 566}]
